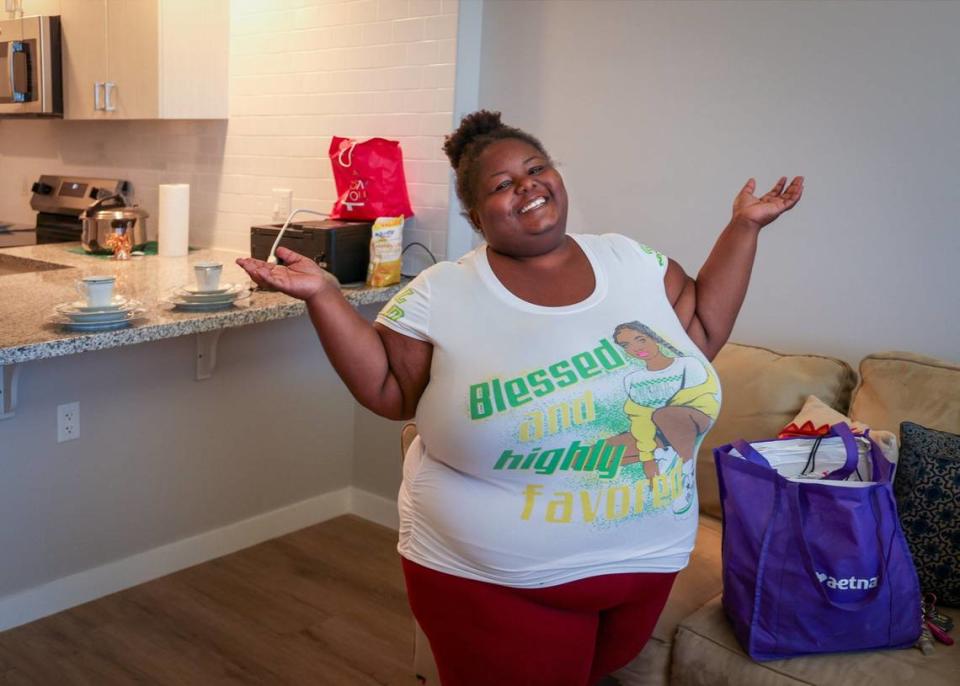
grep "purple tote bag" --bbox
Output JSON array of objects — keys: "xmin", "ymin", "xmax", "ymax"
[{"xmin": 714, "ymin": 423, "xmax": 921, "ymax": 661}]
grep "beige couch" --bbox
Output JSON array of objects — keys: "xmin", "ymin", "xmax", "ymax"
[{"xmin": 406, "ymin": 344, "xmax": 960, "ymax": 685}]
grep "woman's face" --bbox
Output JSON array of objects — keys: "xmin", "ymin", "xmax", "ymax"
[
  {"xmin": 469, "ymin": 138, "xmax": 568, "ymax": 257},
  {"xmin": 615, "ymin": 329, "xmax": 662, "ymax": 360}
]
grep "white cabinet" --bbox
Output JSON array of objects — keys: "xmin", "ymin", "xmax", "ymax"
[{"xmin": 55, "ymin": 0, "xmax": 228, "ymax": 119}]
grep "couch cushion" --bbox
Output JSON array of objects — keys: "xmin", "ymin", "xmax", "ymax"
[
  {"xmin": 613, "ymin": 637, "xmax": 672, "ymax": 686},
  {"xmin": 849, "ymin": 351, "xmax": 960, "ymax": 435},
  {"xmin": 671, "ymin": 596, "xmax": 960, "ymax": 686},
  {"xmin": 614, "ymin": 517, "xmax": 724, "ymax": 685},
  {"xmin": 697, "ymin": 343, "xmax": 857, "ymax": 519}
]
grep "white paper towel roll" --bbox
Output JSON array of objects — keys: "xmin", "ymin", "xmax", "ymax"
[{"xmin": 158, "ymin": 184, "xmax": 190, "ymax": 257}]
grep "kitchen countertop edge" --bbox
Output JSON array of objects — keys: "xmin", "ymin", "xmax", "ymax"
[{"xmin": 0, "ymin": 244, "xmax": 406, "ymax": 366}]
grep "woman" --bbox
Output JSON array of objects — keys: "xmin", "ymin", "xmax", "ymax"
[{"xmin": 237, "ymin": 110, "xmax": 802, "ymax": 686}]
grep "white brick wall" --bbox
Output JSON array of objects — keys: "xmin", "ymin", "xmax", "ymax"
[{"xmin": 0, "ymin": 0, "xmax": 459, "ymax": 266}]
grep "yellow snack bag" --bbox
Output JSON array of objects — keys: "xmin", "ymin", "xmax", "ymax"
[{"xmin": 366, "ymin": 216, "xmax": 404, "ymax": 287}]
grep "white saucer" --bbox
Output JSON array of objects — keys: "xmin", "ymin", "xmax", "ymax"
[
  {"xmin": 163, "ymin": 289, "xmax": 250, "ymax": 311},
  {"xmin": 173, "ymin": 284, "xmax": 246, "ymax": 302},
  {"xmin": 49, "ymin": 311, "xmax": 143, "ymax": 332},
  {"xmin": 67, "ymin": 295, "xmax": 129, "ymax": 312},
  {"xmin": 175, "ymin": 292, "xmax": 240, "ymax": 304},
  {"xmin": 171, "ymin": 301, "xmax": 235, "ymax": 312},
  {"xmin": 176, "ymin": 283, "xmax": 244, "ymax": 298},
  {"xmin": 60, "ymin": 309, "xmax": 144, "ymax": 324},
  {"xmin": 180, "ymin": 283, "xmax": 233, "ymax": 296},
  {"xmin": 56, "ymin": 301, "xmax": 144, "ymax": 322}
]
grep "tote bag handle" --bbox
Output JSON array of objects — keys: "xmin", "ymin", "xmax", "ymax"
[
  {"xmin": 732, "ymin": 423, "xmax": 862, "ymax": 480},
  {"xmin": 336, "ymin": 139, "xmax": 356, "ymax": 168},
  {"xmin": 731, "ymin": 439, "xmax": 771, "ymax": 467},
  {"xmin": 787, "ymin": 482, "xmax": 895, "ymax": 611},
  {"xmin": 822, "ymin": 423, "xmax": 861, "ymax": 481}
]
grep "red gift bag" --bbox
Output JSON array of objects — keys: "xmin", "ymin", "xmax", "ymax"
[{"xmin": 329, "ymin": 137, "xmax": 414, "ymax": 220}]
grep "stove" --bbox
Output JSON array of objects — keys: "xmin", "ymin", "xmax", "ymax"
[{"xmin": 30, "ymin": 174, "xmax": 129, "ymax": 244}]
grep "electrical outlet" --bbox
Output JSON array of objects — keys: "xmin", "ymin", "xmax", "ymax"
[
  {"xmin": 271, "ymin": 188, "xmax": 293, "ymax": 222},
  {"xmin": 57, "ymin": 402, "xmax": 80, "ymax": 443}
]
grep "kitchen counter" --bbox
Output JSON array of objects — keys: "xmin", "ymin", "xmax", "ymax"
[{"xmin": 0, "ymin": 243, "xmax": 404, "ymax": 366}]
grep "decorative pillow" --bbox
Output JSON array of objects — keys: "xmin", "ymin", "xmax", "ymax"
[
  {"xmin": 894, "ymin": 421, "xmax": 960, "ymax": 606},
  {"xmin": 781, "ymin": 394, "xmax": 899, "ymax": 465}
]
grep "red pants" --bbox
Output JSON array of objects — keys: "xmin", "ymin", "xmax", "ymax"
[{"xmin": 402, "ymin": 558, "xmax": 677, "ymax": 686}]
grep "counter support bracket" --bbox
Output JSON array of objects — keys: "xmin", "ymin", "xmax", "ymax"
[
  {"xmin": 0, "ymin": 363, "xmax": 21, "ymax": 420},
  {"xmin": 195, "ymin": 330, "xmax": 222, "ymax": 381}
]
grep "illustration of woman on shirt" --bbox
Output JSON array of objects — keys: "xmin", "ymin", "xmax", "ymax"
[{"xmin": 612, "ymin": 321, "xmax": 720, "ymax": 513}]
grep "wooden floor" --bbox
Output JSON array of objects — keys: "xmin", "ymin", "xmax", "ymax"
[{"xmin": 0, "ymin": 516, "xmax": 416, "ymax": 685}]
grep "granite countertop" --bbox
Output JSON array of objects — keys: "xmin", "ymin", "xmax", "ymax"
[{"xmin": 0, "ymin": 243, "xmax": 403, "ymax": 365}]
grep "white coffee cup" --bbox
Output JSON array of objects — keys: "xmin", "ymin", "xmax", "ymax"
[
  {"xmin": 194, "ymin": 262, "xmax": 223, "ymax": 292},
  {"xmin": 76, "ymin": 275, "xmax": 116, "ymax": 307}
]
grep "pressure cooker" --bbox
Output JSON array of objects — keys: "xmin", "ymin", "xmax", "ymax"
[{"xmin": 80, "ymin": 195, "xmax": 149, "ymax": 254}]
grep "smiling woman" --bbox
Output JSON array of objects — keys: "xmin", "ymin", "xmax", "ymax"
[
  {"xmin": 235, "ymin": 109, "xmax": 803, "ymax": 686},
  {"xmin": 442, "ymin": 112, "xmax": 593, "ymax": 306}
]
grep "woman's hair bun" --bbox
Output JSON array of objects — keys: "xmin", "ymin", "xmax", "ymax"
[{"xmin": 443, "ymin": 110, "xmax": 505, "ymax": 170}]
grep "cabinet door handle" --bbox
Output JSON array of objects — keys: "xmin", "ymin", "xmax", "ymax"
[
  {"xmin": 104, "ymin": 82, "xmax": 116, "ymax": 112},
  {"xmin": 94, "ymin": 81, "xmax": 104, "ymax": 111}
]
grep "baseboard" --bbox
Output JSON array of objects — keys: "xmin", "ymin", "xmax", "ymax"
[
  {"xmin": 350, "ymin": 487, "xmax": 400, "ymax": 530},
  {"xmin": 0, "ymin": 486, "xmax": 397, "ymax": 633}
]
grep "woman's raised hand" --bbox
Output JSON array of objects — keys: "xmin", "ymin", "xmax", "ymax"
[
  {"xmin": 732, "ymin": 176, "xmax": 804, "ymax": 230},
  {"xmin": 236, "ymin": 246, "xmax": 339, "ymax": 302}
]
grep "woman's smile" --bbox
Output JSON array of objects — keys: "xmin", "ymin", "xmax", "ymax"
[{"xmin": 519, "ymin": 196, "xmax": 548, "ymax": 214}]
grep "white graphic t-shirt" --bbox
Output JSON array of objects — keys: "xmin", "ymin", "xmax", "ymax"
[{"xmin": 376, "ymin": 233, "xmax": 722, "ymax": 587}]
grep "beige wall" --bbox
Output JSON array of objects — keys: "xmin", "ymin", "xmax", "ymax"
[
  {"xmin": 475, "ymin": 0, "xmax": 960, "ymax": 365},
  {"xmin": 0, "ymin": 0, "xmax": 458, "ymax": 264}
]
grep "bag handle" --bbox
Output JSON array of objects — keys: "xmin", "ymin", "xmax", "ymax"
[
  {"xmin": 735, "ymin": 424, "xmax": 860, "ymax": 479},
  {"xmin": 863, "ymin": 429, "xmax": 895, "ymax": 483},
  {"xmin": 337, "ymin": 139, "xmax": 356, "ymax": 168},
  {"xmin": 731, "ymin": 439, "xmax": 771, "ymax": 468},
  {"xmin": 80, "ymin": 193, "xmax": 126, "ymax": 218},
  {"xmin": 787, "ymin": 482, "xmax": 895, "ymax": 611},
  {"xmin": 822, "ymin": 422, "xmax": 860, "ymax": 480}
]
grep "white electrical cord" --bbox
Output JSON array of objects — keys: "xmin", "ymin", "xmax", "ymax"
[{"xmin": 266, "ymin": 207, "xmax": 330, "ymax": 264}]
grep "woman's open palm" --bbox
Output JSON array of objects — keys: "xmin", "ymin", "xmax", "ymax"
[
  {"xmin": 236, "ymin": 247, "xmax": 338, "ymax": 301},
  {"xmin": 732, "ymin": 176, "xmax": 804, "ymax": 229}
]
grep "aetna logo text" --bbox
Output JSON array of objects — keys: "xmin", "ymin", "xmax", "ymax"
[{"xmin": 816, "ymin": 571, "xmax": 878, "ymax": 590}]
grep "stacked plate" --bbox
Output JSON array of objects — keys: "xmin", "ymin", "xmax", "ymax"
[
  {"xmin": 50, "ymin": 296, "xmax": 146, "ymax": 332},
  {"xmin": 163, "ymin": 283, "xmax": 251, "ymax": 311}
]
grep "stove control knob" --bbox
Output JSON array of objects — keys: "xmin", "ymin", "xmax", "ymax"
[{"xmin": 31, "ymin": 182, "xmax": 54, "ymax": 195}]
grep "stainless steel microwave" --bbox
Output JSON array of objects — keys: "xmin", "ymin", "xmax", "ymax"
[{"xmin": 0, "ymin": 15, "xmax": 62, "ymax": 117}]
